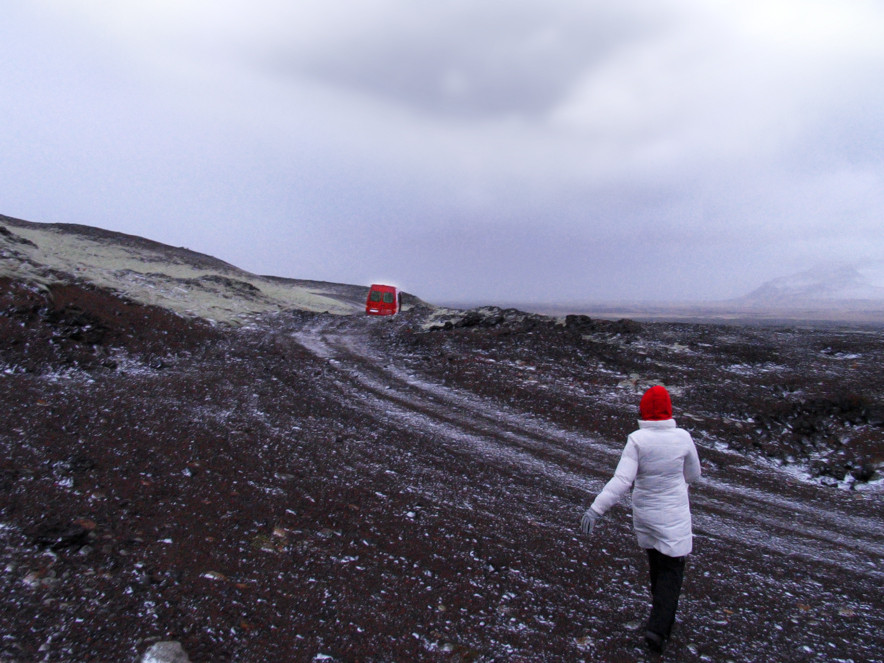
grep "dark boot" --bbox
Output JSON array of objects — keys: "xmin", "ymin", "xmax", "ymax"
[{"xmin": 644, "ymin": 630, "xmax": 665, "ymax": 653}]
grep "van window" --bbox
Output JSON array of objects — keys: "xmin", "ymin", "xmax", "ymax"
[
  {"xmin": 382, "ymin": 292, "xmax": 395, "ymax": 304},
  {"xmin": 370, "ymin": 291, "xmax": 382, "ymax": 302}
]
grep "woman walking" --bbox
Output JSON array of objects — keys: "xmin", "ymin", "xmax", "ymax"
[{"xmin": 581, "ymin": 385, "xmax": 701, "ymax": 653}]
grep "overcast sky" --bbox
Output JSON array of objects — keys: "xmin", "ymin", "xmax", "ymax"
[{"xmin": 2, "ymin": 1, "xmax": 883, "ymax": 306}]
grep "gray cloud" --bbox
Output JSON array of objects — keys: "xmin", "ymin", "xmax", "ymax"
[
  {"xmin": 2, "ymin": 0, "xmax": 884, "ymax": 306},
  {"xmin": 259, "ymin": 4, "xmax": 654, "ymax": 120}
]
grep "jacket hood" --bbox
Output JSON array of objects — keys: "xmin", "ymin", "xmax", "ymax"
[{"xmin": 640, "ymin": 385, "xmax": 672, "ymax": 421}]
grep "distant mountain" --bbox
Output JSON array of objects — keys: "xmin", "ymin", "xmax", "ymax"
[
  {"xmin": 741, "ymin": 264, "xmax": 884, "ymax": 305},
  {"xmin": 0, "ymin": 214, "xmax": 381, "ymax": 323},
  {"xmin": 549, "ymin": 264, "xmax": 884, "ymax": 326}
]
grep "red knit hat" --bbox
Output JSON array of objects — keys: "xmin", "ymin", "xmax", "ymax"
[{"xmin": 640, "ymin": 385, "xmax": 672, "ymax": 421}]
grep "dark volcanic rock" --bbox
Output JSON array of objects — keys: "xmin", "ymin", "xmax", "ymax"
[
  {"xmin": 564, "ymin": 313, "xmax": 598, "ymax": 333},
  {"xmin": 851, "ymin": 462, "xmax": 877, "ymax": 482},
  {"xmin": 31, "ymin": 521, "xmax": 92, "ymax": 551},
  {"xmin": 45, "ymin": 303, "xmax": 110, "ymax": 345},
  {"xmin": 0, "ymin": 276, "xmax": 882, "ymax": 662},
  {"xmin": 0, "ymin": 225, "xmax": 38, "ymax": 248},
  {"xmin": 606, "ymin": 318, "xmax": 642, "ymax": 334}
]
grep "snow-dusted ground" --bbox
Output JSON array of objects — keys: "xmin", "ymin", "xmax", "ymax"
[
  {"xmin": 282, "ymin": 313, "xmax": 884, "ymax": 662},
  {"xmin": 1, "ymin": 216, "xmax": 366, "ymax": 321},
  {"xmin": 1, "ymin": 218, "xmax": 882, "ymax": 661},
  {"xmin": 295, "ymin": 317, "xmax": 884, "ymax": 577}
]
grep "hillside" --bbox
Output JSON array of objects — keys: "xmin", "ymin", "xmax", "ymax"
[
  {"xmin": 0, "ymin": 215, "xmax": 380, "ymax": 322},
  {"xmin": 1, "ymin": 217, "xmax": 882, "ymax": 662}
]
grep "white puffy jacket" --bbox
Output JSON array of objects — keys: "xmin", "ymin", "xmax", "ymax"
[{"xmin": 590, "ymin": 419, "xmax": 701, "ymax": 557}]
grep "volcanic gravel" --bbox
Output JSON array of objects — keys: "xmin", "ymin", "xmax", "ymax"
[{"xmin": 1, "ymin": 278, "xmax": 882, "ymax": 662}]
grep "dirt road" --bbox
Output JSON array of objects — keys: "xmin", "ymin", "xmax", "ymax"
[{"xmin": 291, "ymin": 314, "xmax": 884, "ymax": 662}]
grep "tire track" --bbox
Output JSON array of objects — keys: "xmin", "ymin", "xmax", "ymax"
[
  {"xmin": 293, "ymin": 318, "xmax": 614, "ymax": 493},
  {"xmin": 292, "ymin": 317, "xmax": 884, "ymax": 581}
]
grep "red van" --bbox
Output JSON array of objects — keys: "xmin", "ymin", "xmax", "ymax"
[{"xmin": 365, "ymin": 284, "xmax": 401, "ymax": 316}]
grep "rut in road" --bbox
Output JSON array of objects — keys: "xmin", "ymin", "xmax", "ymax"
[
  {"xmin": 292, "ymin": 317, "xmax": 618, "ymax": 491},
  {"xmin": 291, "ymin": 317, "xmax": 884, "ymax": 582}
]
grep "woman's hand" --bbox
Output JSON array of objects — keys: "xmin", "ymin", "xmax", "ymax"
[{"xmin": 580, "ymin": 507, "xmax": 601, "ymax": 535}]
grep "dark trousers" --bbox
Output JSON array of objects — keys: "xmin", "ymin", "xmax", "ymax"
[{"xmin": 646, "ymin": 548, "xmax": 686, "ymax": 639}]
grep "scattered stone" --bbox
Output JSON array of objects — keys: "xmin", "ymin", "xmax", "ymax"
[
  {"xmin": 252, "ymin": 533, "xmax": 285, "ymax": 553},
  {"xmin": 22, "ymin": 569, "xmax": 57, "ymax": 590},
  {"xmin": 564, "ymin": 314, "xmax": 597, "ymax": 333},
  {"xmin": 141, "ymin": 641, "xmax": 191, "ymax": 663},
  {"xmin": 65, "ymin": 454, "xmax": 97, "ymax": 474},
  {"xmin": 574, "ymin": 635, "xmax": 594, "ymax": 649},
  {"xmin": 435, "ymin": 641, "xmax": 480, "ymax": 661},
  {"xmin": 74, "ymin": 518, "xmax": 97, "ymax": 531},
  {"xmin": 613, "ymin": 318, "xmax": 641, "ymax": 334},
  {"xmin": 850, "ymin": 462, "xmax": 876, "ymax": 482},
  {"xmin": 45, "ymin": 304, "xmax": 109, "ymax": 345},
  {"xmin": 31, "ymin": 521, "xmax": 91, "ymax": 551}
]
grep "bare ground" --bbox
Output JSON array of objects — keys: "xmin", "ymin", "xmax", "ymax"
[{"xmin": 1, "ymin": 278, "xmax": 882, "ymax": 662}]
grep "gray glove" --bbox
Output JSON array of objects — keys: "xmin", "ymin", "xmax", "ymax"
[{"xmin": 580, "ymin": 507, "xmax": 601, "ymax": 535}]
